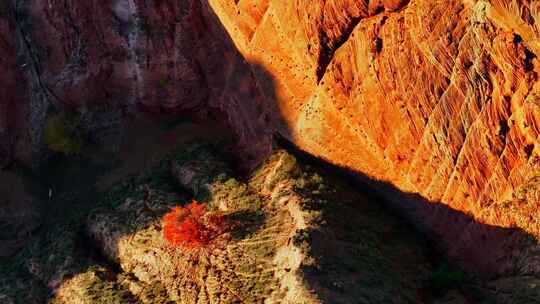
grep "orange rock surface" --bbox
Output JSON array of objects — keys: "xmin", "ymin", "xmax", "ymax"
[
  {"xmin": 1, "ymin": 0, "xmax": 539, "ymax": 278},
  {"xmin": 207, "ymin": 0, "xmax": 540, "ymax": 276}
]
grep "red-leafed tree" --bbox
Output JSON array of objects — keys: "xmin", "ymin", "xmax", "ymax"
[{"xmin": 162, "ymin": 200, "xmax": 227, "ymax": 249}]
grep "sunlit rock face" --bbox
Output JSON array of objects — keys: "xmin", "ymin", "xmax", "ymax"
[
  {"xmin": 206, "ymin": 0, "xmax": 540, "ymax": 276},
  {"xmin": 1, "ymin": 0, "xmax": 540, "ymax": 278}
]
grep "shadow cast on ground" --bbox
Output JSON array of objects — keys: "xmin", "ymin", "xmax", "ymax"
[
  {"xmin": 1, "ymin": 0, "xmax": 539, "ymax": 303},
  {"xmin": 278, "ymin": 137, "xmax": 539, "ymax": 280}
]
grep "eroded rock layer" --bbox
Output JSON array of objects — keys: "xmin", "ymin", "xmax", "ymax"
[
  {"xmin": 206, "ymin": 0, "xmax": 540, "ymax": 277},
  {"xmin": 1, "ymin": 0, "xmax": 540, "ymax": 278},
  {"xmin": 0, "ymin": 0, "xmax": 273, "ymax": 164}
]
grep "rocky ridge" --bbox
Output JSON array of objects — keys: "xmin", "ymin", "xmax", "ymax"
[{"xmin": 1, "ymin": 144, "xmax": 490, "ymax": 303}]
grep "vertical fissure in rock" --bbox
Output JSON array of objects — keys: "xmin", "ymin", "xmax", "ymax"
[{"xmin": 316, "ymin": 15, "xmax": 362, "ymax": 82}]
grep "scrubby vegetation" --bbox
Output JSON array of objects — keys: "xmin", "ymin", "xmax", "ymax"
[
  {"xmin": 43, "ymin": 112, "xmax": 83, "ymax": 155},
  {"xmin": 1, "ymin": 141, "xmax": 506, "ymax": 303}
]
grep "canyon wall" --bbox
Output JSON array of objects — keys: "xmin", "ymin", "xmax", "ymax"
[
  {"xmin": 0, "ymin": 0, "xmax": 272, "ymax": 164},
  {"xmin": 206, "ymin": 0, "xmax": 540, "ymax": 277},
  {"xmin": 0, "ymin": 2, "xmax": 29, "ymax": 164},
  {"xmin": 1, "ymin": 0, "xmax": 539, "ymax": 278}
]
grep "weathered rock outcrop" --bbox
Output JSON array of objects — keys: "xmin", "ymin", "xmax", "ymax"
[
  {"xmin": 0, "ymin": 0, "xmax": 272, "ymax": 164},
  {"xmin": 1, "ymin": 0, "xmax": 540, "ymax": 281},
  {"xmin": 46, "ymin": 146, "xmax": 446, "ymax": 303},
  {"xmin": 204, "ymin": 0, "xmax": 540, "ymax": 278}
]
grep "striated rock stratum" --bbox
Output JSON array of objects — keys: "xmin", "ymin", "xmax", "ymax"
[
  {"xmin": 1, "ymin": 0, "xmax": 540, "ymax": 287},
  {"xmin": 206, "ymin": 0, "xmax": 540, "ymax": 278}
]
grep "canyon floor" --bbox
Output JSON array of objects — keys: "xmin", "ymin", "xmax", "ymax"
[{"xmin": 0, "ymin": 116, "xmax": 536, "ymax": 303}]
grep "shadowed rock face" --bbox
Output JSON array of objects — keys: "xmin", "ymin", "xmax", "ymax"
[
  {"xmin": 14, "ymin": 0, "xmax": 207, "ymax": 112},
  {"xmin": 0, "ymin": 2, "xmax": 29, "ymax": 165},
  {"xmin": 0, "ymin": 0, "xmax": 273, "ymax": 165},
  {"xmin": 1, "ymin": 0, "xmax": 540, "ymax": 279}
]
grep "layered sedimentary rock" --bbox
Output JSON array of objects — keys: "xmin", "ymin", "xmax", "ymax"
[
  {"xmin": 206, "ymin": 0, "xmax": 540, "ymax": 277},
  {"xmin": 13, "ymin": 0, "xmax": 208, "ymax": 113},
  {"xmin": 1, "ymin": 0, "xmax": 540, "ymax": 279},
  {"xmin": 0, "ymin": 0, "xmax": 273, "ymax": 163}
]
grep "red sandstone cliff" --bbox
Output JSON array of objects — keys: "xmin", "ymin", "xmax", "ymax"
[
  {"xmin": 1, "ymin": 0, "xmax": 539, "ymax": 279},
  {"xmin": 206, "ymin": 0, "xmax": 540, "ymax": 277},
  {"xmin": 0, "ymin": 0, "xmax": 272, "ymax": 163}
]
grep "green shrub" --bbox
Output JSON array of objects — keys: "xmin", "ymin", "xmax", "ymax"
[
  {"xmin": 43, "ymin": 112, "xmax": 83, "ymax": 155},
  {"xmin": 157, "ymin": 77, "xmax": 170, "ymax": 89}
]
